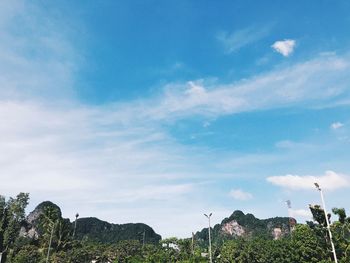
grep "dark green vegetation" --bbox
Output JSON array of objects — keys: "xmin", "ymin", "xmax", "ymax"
[
  {"xmin": 75, "ymin": 217, "xmax": 161, "ymax": 244},
  {"xmin": 1, "ymin": 193, "xmax": 350, "ymax": 262}
]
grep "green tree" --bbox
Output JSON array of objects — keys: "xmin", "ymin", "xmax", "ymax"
[
  {"xmin": 292, "ymin": 224, "xmax": 329, "ymax": 262},
  {"xmin": 11, "ymin": 245, "xmax": 42, "ymax": 263},
  {"xmin": 0, "ymin": 193, "xmax": 29, "ymax": 263},
  {"xmin": 37, "ymin": 201, "xmax": 73, "ymax": 261},
  {"xmin": 330, "ymin": 208, "xmax": 350, "ymax": 262},
  {"xmin": 309, "ymin": 204, "xmax": 330, "ymax": 227},
  {"xmin": 332, "ymin": 208, "xmax": 347, "ymax": 224}
]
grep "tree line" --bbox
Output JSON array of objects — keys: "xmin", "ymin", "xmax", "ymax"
[{"xmin": 1, "ymin": 193, "xmax": 350, "ymax": 262}]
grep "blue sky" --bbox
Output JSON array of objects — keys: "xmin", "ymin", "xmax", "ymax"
[{"xmin": 1, "ymin": 0, "xmax": 350, "ymax": 238}]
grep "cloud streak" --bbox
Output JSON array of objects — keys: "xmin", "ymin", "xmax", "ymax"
[
  {"xmin": 0, "ymin": 0, "xmax": 78, "ymax": 101},
  {"xmin": 229, "ymin": 189, "xmax": 253, "ymax": 200},
  {"xmin": 267, "ymin": 171, "xmax": 350, "ymax": 191},
  {"xmin": 331, "ymin": 122, "xmax": 344, "ymax": 130},
  {"xmin": 217, "ymin": 26, "xmax": 270, "ymax": 53},
  {"xmin": 1, "ymin": 0, "xmax": 350, "ymax": 238},
  {"xmin": 289, "ymin": 209, "xmax": 312, "ymax": 218},
  {"xmin": 136, "ymin": 53, "xmax": 350, "ymax": 120}
]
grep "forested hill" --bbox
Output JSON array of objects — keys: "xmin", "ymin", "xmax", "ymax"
[
  {"xmin": 75, "ymin": 217, "xmax": 161, "ymax": 244},
  {"xmin": 195, "ymin": 210, "xmax": 296, "ymax": 246},
  {"xmin": 20, "ymin": 201, "xmax": 161, "ymax": 244}
]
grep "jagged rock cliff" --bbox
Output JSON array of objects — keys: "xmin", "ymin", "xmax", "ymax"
[
  {"xmin": 195, "ymin": 210, "xmax": 296, "ymax": 246},
  {"xmin": 19, "ymin": 201, "xmax": 62, "ymax": 239},
  {"xmin": 19, "ymin": 201, "xmax": 161, "ymax": 244}
]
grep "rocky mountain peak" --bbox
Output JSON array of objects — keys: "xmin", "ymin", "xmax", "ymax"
[
  {"xmin": 221, "ymin": 220, "xmax": 245, "ymax": 236},
  {"xmin": 27, "ymin": 201, "xmax": 62, "ymax": 224},
  {"xmin": 194, "ymin": 210, "xmax": 296, "ymax": 246}
]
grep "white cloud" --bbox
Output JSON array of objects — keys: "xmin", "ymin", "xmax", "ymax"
[
  {"xmin": 0, "ymin": 0, "xmax": 78, "ymax": 101},
  {"xmin": 271, "ymin": 39, "xmax": 296, "ymax": 57},
  {"xmin": 90, "ymin": 184, "xmax": 194, "ymax": 204},
  {"xmin": 141, "ymin": 53, "xmax": 350, "ymax": 120},
  {"xmin": 0, "ymin": 100, "xmax": 217, "ymax": 239},
  {"xmin": 1, "ymin": 1, "xmax": 350, "ymax": 238},
  {"xmin": 217, "ymin": 26, "xmax": 270, "ymax": 53},
  {"xmin": 229, "ymin": 189, "xmax": 253, "ymax": 200},
  {"xmin": 0, "ymin": 2, "xmax": 226, "ymax": 238},
  {"xmin": 289, "ymin": 209, "xmax": 312, "ymax": 218},
  {"xmin": 267, "ymin": 170, "xmax": 350, "ymax": 191},
  {"xmin": 331, "ymin": 122, "xmax": 344, "ymax": 130}
]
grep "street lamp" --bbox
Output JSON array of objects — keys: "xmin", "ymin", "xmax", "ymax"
[
  {"xmin": 204, "ymin": 213, "xmax": 213, "ymax": 263},
  {"xmin": 314, "ymin": 183, "xmax": 338, "ymax": 263},
  {"xmin": 285, "ymin": 200, "xmax": 292, "ymax": 233},
  {"xmin": 73, "ymin": 213, "xmax": 79, "ymax": 238}
]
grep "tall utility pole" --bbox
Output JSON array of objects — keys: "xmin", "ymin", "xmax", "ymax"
[
  {"xmin": 204, "ymin": 213, "xmax": 213, "ymax": 263},
  {"xmin": 285, "ymin": 200, "xmax": 293, "ymax": 233},
  {"xmin": 314, "ymin": 183, "xmax": 338, "ymax": 263},
  {"xmin": 73, "ymin": 213, "xmax": 79, "ymax": 238}
]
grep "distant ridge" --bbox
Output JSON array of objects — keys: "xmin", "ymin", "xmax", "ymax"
[
  {"xmin": 195, "ymin": 210, "xmax": 296, "ymax": 246},
  {"xmin": 75, "ymin": 217, "xmax": 161, "ymax": 244},
  {"xmin": 20, "ymin": 201, "xmax": 161, "ymax": 244}
]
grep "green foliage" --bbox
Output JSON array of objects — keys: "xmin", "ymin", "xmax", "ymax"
[
  {"xmin": 0, "ymin": 193, "xmax": 29, "ymax": 263},
  {"xmin": 330, "ymin": 208, "xmax": 350, "ymax": 262},
  {"xmin": 6, "ymin": 197, "xmax": 350, "ymax": 263},
  {"xmin": 33, "ymin": 201, "xmax": 74, "ymax": 263},
  {"xmin": 309, "ymin": 205, "xmax": 330, "ymax": 227},
  {"xmin": 220, "ymin": 238, "xmax": 294, "ymax": 263},
  {"xmin": 332, "ymin": 208, "xmax": 347, "ymax": 224},
  {"xmin": 291, "ymin": 224, "xmax": 329, "ymax": 263},
  {"xmin": 307, "ymin": 205, "xmax": 350, "ymax": 262},
  {"xmin": 10, "ymin": 245, "xmax": 42, "ymax": 263},
  {"xmin": 75, "ymin": 217, "xmax": 161, "ymax": 244}
]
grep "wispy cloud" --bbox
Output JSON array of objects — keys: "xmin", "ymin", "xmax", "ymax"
[
  {"xmin": 0, "ymin": 100, "xmax": 217, "ymax": 233},
  {"xmin": 202, "ymin": 121, "xmax": 211, "ymax": 128},
  {"xmin": 229, "ymin": 189, "xmax": 253, "ymax": 200},
  {"xmin": 331, "ymin": 122, "xmax": 344, "ymax": 130},
  {"xmin": 289, "ymin": 209, "xmax": 312, "ymax": 218},
  {"xmin": 0, "ymin": 1, "xmax": 208, "ymax": 237},
  {"xmin": 217, "ymin": 26, "xmax": 270, "ymax": 53},
  {"xmin": 267, "ymin": 170, "xmax": 350, "ymax": 191},
  {"xmin": 90, "ymin": 184, "xmax": 194, "ymax": 204},
  {"xmin": 1, "ymin": 0, "xmax": 350, "ymax": 238},
  {"xmin": 271, "ymin": 39, "xmax": 296, "ymax": 57},
  {"xmin": 275, "ymin": 140, "xmax": 312, "ymax": 150},
  {"xmin": 138, "ymin": 53, "xmax": 350, "ymax": 120},
  {"xmin": 0, "ymin": 0, "xmax": 79, "ymax": 101}
]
